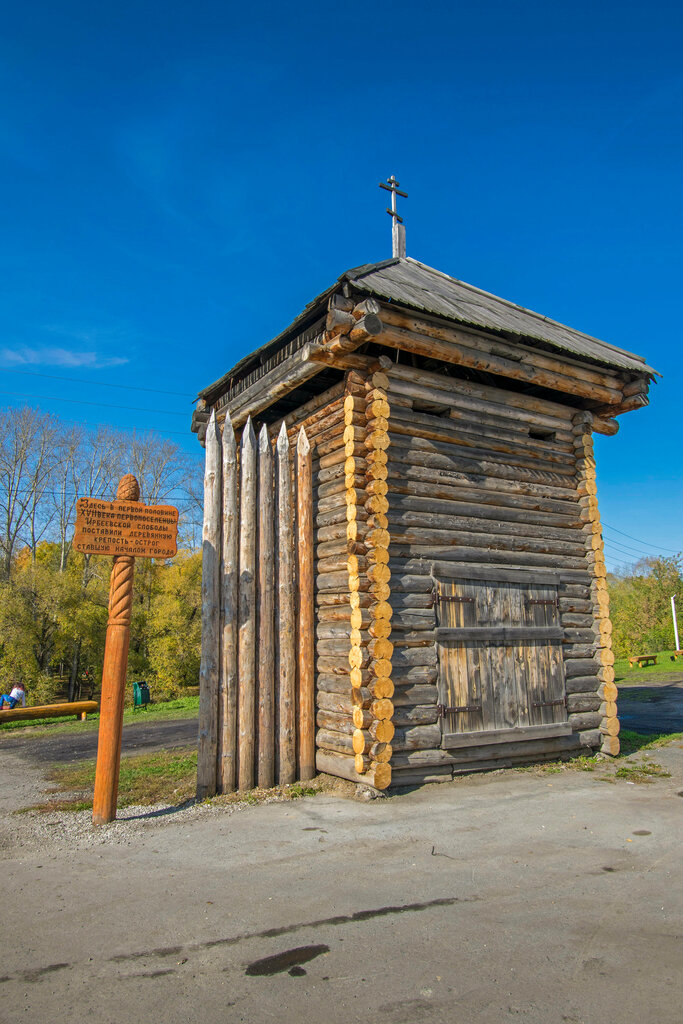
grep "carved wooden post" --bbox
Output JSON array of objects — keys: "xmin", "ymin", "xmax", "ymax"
[
  {"xmin": 197, "ymin": 410, "xmax": 222, "ymax": 799},
  {"xmin": 75, "ymin": 478, "xmax": 178, "ymax": 822},
  {"xmin": 296, "ymin": 427, "xmax": 315, "ymax": 781},
  {"xmin": 92, "ymin": 474, "xmax": 140, "ymax": 825}
]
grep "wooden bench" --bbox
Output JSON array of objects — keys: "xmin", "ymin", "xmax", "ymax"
[
  {"xmin": 670, "ymin": 650, "xmax": 683, "ymax": 661},
  {"xmin": 628, "ymin": 654, "xmax": 657, "ymax": 668},
  {"xmin": 0, "ymin": 700, "xmax": 99, "ymax": 724}
]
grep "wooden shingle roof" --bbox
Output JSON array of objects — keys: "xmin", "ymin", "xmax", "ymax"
[
  {"xmin": 197, "ymin": 256, "xmax": 656, "ymax": 409},
  {"xmin": 345, "ymin": 257, "xmax": 656, "ymax": 376}
]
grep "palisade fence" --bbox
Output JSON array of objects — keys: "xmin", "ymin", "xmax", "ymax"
[{"xmin": 196, "ymin": 410, "xmax": 314, "ymax": 797}]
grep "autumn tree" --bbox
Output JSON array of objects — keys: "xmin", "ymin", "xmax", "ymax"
[
  {"xmin": 0, "ymin": 406, "xmax": 204, "ymax": 703},
  {"xmin": 608, "ymin": 555, "xmax": 683, "ymax": 657}
]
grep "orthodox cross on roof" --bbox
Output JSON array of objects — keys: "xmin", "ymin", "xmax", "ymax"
[{"xmin": 379, "ymin": 174, "xmax": 408, "ymax": 258}]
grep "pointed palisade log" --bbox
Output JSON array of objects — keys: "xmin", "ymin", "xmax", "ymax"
[
  {"xmin": 238, "ymin": 417, "xmax": 257, "ymax": 790},
  {"xmin": 258, "ymin": 425, "xmax": 276, "ymax": 789},
  {"xmin": 276, "ymin": 422, "xmax": 297, "ymax": 784},
  {"xmin": 218, "ymin": 413, "xmax": 238, "ymax": 793},
  {"xmin": 297, "ymin": 427, "xmax": 316, "ymax": 781},
  {"xmin": 197, "ymin": 409, "xmax": 222, "ymax": 799}
]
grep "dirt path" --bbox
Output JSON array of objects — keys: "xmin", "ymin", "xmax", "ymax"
[{"xmin": 0, "ymin": 715, "xmax": 198, "ymax": 765}]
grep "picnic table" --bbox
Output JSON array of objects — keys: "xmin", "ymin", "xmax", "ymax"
[{"xmin": 628, "ymin": 654, "xmax": 657, "ymax": 668}]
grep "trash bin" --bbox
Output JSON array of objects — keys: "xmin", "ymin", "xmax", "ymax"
[{"xmin": 133, "ymin": 681, "xmax": 150, "ymax": 708}]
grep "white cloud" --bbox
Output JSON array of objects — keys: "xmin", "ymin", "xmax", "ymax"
[{"xmin": 0, "ymin": 347, "xmax": 129, "ymax": 369}]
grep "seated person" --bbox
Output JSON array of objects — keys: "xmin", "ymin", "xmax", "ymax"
[{"xmin": 0, "ymin": 681, "xmax": 26, "ymax": 709}]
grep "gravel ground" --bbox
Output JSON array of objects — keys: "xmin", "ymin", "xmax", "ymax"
[{"xmin": 0, "ymin": 761, "xmax": 284, "ymax": 855}]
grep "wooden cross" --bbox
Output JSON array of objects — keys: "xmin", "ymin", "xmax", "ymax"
[
  {"xmin": 74, "ymin": 474, "xmax": 179, "ymax": 824},
  {"xmin": 379, "ymin": 174, "xmax": 408, "ymax": 257}
]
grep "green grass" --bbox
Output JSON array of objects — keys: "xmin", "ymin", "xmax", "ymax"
[
  {"xmin": 619, "ymin": 728, "xmax": 683, "ymax": 754},
  {"xmin": 24, "ymin": 746, "xmax": 200, "ymax": 813},
  {"xmin": 0, "ymin": 695, "xmax": 199, "ymax": 734},
  {"xmin": 614, "ymin": 760, "xmax": 671, "ymax": 783},
  {"xmin": 614, "ymin": 649, "xmax": 683, "ymax": 684},
  {"xmin": 516, "ymin": 729, "xmax": 681, "ymax": 782},
  {"xmin": 23, "ymin": 746, "xmax": 333, "ymax": 814}
]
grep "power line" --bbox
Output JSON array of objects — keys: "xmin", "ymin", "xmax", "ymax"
[
  {"xmin": 0, "ymin": 367, "xmax": 192, "ymax": 398},
  {"xmin": 0, "ymin": 390, "xmax": 187, "ymax": 417},
  {"xmin": 36, "ymin": 489, "xmax": 199, "ymax": 505},
  {"xmin": 602, "ymin": 548, "xmax": 641, "ymax": 570},
  {"xmin": 602, "ymin": 521, "xmax": 680, "ymax": 554},
  {"xmin": 0, "ymin": 394, "xmax": 199, "ymax": 440},
  {"xmin": 603, "ymin": 542, "xmax": 646, "ymax": 563},
  {"xmin": 602, "ymin": 536, "xmax": 660, "ymax": 560}
]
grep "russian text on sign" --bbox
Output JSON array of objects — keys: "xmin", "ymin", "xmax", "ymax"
[{"xmin": 74, "ymin": 498, "xmax": 179, "ymax": 558}]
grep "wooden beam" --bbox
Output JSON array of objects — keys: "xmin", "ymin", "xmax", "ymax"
[
  {"xmin": 377, "ymin": 324, "xmax": 623, "ymax": 405},
  {"xmin": 219, "ymin": 341, "xmax": 327, "ymax": 429},
  {"xmin": 377, "ymin": 303, "xmax": 629, "ymax": 400},
  {"xmin": 593, "ymin": 393, "xmax": 649, "ymax": 418}
]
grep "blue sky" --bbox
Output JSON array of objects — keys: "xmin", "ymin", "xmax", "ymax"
[{"xmin": 1, "ymin": 0, "xmax": 681, "ymax": 570}]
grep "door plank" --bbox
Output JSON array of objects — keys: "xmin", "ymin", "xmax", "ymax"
[
  {"xmin": 442, "ymin": 722, "xmax": 572, "ymax": 749},
  {"xmin": 435, "ymin": 626, "xmax": 564, "ymax": 642},
  {"xmin": 510, "ymin": 583, "xmax": 531, "ymax": 728}
]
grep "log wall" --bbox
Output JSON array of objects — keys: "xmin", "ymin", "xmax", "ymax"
[{"xmin": 380, "ymin": 361, "xmax": 618, "ymax": 785}]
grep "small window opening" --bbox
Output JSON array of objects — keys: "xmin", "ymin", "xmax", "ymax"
[
  {"xmin": 529, "ymin": 428, "xmax": 556, "ymax": 442},
  {"xmin": 413, "ymin": 400, "xmax": 451, "ymax": 418}
]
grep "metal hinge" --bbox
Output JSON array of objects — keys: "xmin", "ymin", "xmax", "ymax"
[
  {"xmin": 527, "ymin": 598, "xmax": 558, "ymax": 607},
  {"xmin": 437, "ymin": 703, "xmax": 482, "ymax": 717},
  {"xmin": 434, "ymin": 592, "xmax": 474, "ymax": 604}
]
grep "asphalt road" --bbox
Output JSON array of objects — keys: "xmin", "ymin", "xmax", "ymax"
[
  {"xmin": 617, "ymin": 679, "xmax": 683, "ymax": 734},
  {"xmin": 1, "ymin": 742, "xmax": 681, "ymax": 1024}
]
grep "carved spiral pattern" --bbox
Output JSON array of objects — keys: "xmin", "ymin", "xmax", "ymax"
[
  {"xmin": 108, "ymin": 555, "xmax": 135, "ymax": 626},
  {"xmin": 106, "ymin": 474, "xmax": 140, "ymax": 625}
]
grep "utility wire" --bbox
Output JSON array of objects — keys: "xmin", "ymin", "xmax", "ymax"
[
  {"xmin": 603, "ymin": 545, "xmax": 646, "ymax": 565},
  {"xmin": 602, "ymin": 521, "xmax": 680, "ymax": 554},
  {"xmin": 603, "ymin": 536, "xmax": 654, "ymax": 558},
  {"xmin": 0, "ymin": 390, "xmax": 187, "ymax": 417},
  {"xmin": 36, "ymin": 489, "xmax": 199, "ymax": 505},
  {"xmin": 602, "ymin": 549, "xmax": 640, "ymax": 570},
  {"xmin": 0, "ymin": 367, "xmax": 192, "ymax": 398},
  {"xmin": 602, "ymin": 536, "xmax": 662, "ymax": 560}
]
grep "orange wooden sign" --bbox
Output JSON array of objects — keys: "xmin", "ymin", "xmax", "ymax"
[{"xmin": 74, "ymin": 497, "xmax": 179, "ymax": 559}]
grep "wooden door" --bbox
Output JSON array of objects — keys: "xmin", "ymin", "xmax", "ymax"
[{"xmin": 435, "ymin": 577, "xmax": 570, "ymax": 749}]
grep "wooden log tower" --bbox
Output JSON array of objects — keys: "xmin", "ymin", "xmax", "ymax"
[{"xmin": 193, "ymin": 255, "xmax": 656, "ymax": 793}]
